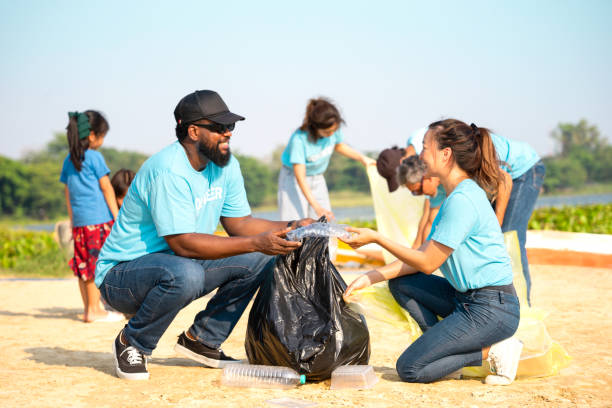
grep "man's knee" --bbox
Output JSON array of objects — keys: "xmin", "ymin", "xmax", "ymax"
[
  {"xmin": 396, "ymin": 354, "xmax": 426, "ymax": 383},
  {"xmin": 161, "ymin": 259, "xmax": 205, "ymax": 300},
  {"xmin": 243, "ymin": 253, "xmax": 274, "ymax": 280}
]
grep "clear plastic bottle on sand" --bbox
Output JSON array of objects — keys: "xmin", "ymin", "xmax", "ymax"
[{"xmin": 221, "ymin": 364, "xmax": 306, "ymax": 389}]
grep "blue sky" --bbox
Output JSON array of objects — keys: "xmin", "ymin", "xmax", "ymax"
[{"xmin": 1, "ymin": 0, "xmax": 610, "ymax": 160}]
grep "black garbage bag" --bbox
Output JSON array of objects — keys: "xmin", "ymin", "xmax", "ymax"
[{"xmin": 245, "ymin": 234, "xmax": 370, "ymax": 381}]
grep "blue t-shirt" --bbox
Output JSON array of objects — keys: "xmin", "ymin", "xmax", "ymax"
[
  {"xmin": 490, "ymin": 133, "xmax": 540, "ymax": 179},
  {"xmin": 406, "ymin": 127, "xmax": 427, "ymax": 154},
  {"xmin": 95, "ymin": 141, "xmax": 251, "ymax": 287},
  {"xmin": 59, "ymin": 150, "xmax": 113, "ymax": 227},
  {"xmin": 427, "ymin": 184, "xmax": 447, "ymax": 209},
  {"xmin": 428, "ymin": 179, "xmax": 513, "ymax": 292},
  {"xmin": 281, "ymin": 129, "xmax": 344, "ymax": 176}
]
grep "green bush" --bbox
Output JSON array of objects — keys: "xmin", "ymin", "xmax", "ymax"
[
  {"xmin": 0, "ymin": 228, "xmax": 69, "ymax": 277},
  {"xmin": 528, "ymin": 203, "xmax": 612, "ymax": 234}
]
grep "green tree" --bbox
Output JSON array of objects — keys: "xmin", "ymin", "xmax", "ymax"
[
  {"xmin": 542, "ymin": 157, "xmax": 588, "ymax": 192},
  {"xmin": 551, "ymin": 119, "xmax": 606, "ymax": 157},
  {"xmin": 325, "ymin": 152, "xmax": 372, "ymax": 193},
  {"xmin": 99, "ymin": 147, "xmax": 148, "ymax": 175},
  {"xmin": 22, "ymin": 133, "xmax": 67, "ymax": 164},
  {"xmin": 234, "ymin": 153, "xmax": 275, "ymax": 207},
  {"xmin": 0, "ymin": 156, "xmax": 30, "ymax": 216}
]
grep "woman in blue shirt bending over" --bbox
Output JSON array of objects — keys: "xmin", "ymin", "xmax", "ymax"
[
  {"xmin": 342, "ymin": 119, "xmax": 523, "ymax": 385},
  {"xmin": 278, "ymin": 98, "xmax": 375, "ymax": 220}
]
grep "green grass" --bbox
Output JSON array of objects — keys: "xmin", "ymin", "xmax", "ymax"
[{"xmin": 0, "ymin": 227, "xmax": 70, "ymax": 278}]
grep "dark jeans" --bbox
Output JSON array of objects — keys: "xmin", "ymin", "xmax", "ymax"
[
  {"xmin": 501, "ymin": 161, "xmax": 546, "ymax": 305},
  {"xmin": 100, "ymin": 252, "xmax": 273, "ymax": 355},
  {"xmin": 388, "ymin": 273, "xmax": 520, "ymax": 383}
]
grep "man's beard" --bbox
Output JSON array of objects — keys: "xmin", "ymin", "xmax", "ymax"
[{"xmin": 197, "ymin": 139, "xmax": 231, "ymax": 167}]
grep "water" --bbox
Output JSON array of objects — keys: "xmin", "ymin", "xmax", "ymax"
[
  {"xmin": 15, "ymin": 193, "xmax": 612, "ymax": 230},
  {"xmin": 534, "ymin": 193, "xmax": 612, "ymax": 209},
  {"xmin": 254, "ymin": 193, "xmax": 612, "ymax": 221},
  {"xmin": 253, "ymin": 206, "xmax": 375, "ymax": 222}
]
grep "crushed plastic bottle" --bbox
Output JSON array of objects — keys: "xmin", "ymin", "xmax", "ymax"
[
  {"xmin": 221, "ymin": 364, "xmax": 306, "ymax": 389},
  {"xmin": 286, "ymin": 222, "xmax": 352, "ymax": 241}
]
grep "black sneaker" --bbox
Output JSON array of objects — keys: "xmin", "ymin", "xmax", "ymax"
[
  {"xmin": 112, "ymin": 330, "xmax": 149, "ymax": 380},
  {"xmin": 174, "ymin": 331, "xmax": 242, "ymax": 368}
]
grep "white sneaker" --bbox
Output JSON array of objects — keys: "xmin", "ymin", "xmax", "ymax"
[{"xmin": 485, "ymin": 337, "xmax": 523, "ymax": 385}]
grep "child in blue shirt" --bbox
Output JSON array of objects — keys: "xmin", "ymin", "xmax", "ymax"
[
  {"xmin": 60, "ymin": 110, "xmax": 121, "ymax": 323},
  {"xmin": 278, "ymin": 98, "xmax": 375, "ymax": 220},
  {"xmin": 342, "ymin": 119, "xmax": 523, "ymax": 386}
]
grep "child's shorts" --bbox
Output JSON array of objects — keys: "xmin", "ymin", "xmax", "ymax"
[{"xmin": 70, "ymin": 220, "xmax": 114, "ymax": 281}]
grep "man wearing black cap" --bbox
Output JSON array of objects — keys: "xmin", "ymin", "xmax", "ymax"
[{"xmin": 96, "ymin": 90, "xmax": 310, "ymax": 380}]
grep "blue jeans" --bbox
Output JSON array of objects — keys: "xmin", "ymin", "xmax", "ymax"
[
  {"xmin": 388, "ymin": 273, "xmax": 520, "ymax": 383},
  {"xmin": 99, "ymin": 252, "xmax": 273, "ymax": 355},
  {"xmin": 501, "ymin": 161, "xmax": 546, "ymax": 305}
]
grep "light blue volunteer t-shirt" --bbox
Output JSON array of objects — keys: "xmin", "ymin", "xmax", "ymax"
[
  {"xmin": 406, "ymin": 127, "xmax": 428, "ymax": 155},
  {"xmin": 281, "ymin": 129, "xmax": 344, "ymax": 176},
  {"xmin": 428, "ymin": 179, "xmax": 513, "ymax": 292},
  {"xmin": 427, "ymin": 184, "xmax": 447, "ymax": 209},
  {"xmin": 59, "ymin": 150, "xmax": 113, "ymax": 227},
  {"xmin": 95, "ymin": 141, "xmax": 251, "ymax": 287},
  {"xmin": 490, "ymin": 133, "xmax": 540, "ymax": 179}
]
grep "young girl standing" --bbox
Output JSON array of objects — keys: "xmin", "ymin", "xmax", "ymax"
[
  {"xmin": 342, "ymin": 119, "xmax": 523, "ymax": 385},
  {"xmin": 278, "ymin": 98, "xmax": 375, "ymax": 220},
  {"xmin": 60, "ymin": 110, "xmax": 121, "ymax": 322}
]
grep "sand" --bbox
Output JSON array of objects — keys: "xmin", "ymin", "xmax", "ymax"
[{"xmin": 0, "ymin": 265, "xmax": 610, "ymax": 408}]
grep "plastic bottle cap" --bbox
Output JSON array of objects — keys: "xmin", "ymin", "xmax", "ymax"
[{"xmin": 299, "ymin": 374, "xmax": 306, "ymax": 384}]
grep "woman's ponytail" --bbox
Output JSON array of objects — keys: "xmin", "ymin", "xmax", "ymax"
[
  {"xmin": 470, "ymin": 124, "xmax": 505, "ymax": 201},
  {"xmin": 429, "ymin": 119, "xmax": 504, "ymax": 200}
]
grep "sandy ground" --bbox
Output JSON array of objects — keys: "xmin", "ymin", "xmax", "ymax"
[{"xmin": 0, "ymin": 265, "xmax": 610, "ymax": 408}]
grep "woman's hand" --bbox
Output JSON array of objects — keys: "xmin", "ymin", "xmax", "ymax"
[
  {"xmin": 361, "ymin": 156, "xmax": 376, "ymax": 167},
  {"xmin": 343, "ymin": 273, "xmax": 374, "ymax": 301},
  {"xmin": 313, "ymin": 204, "xmax": 334, "ymax": 221},
  {"xmin": 340, "ymin": 226, "xmax": 378, "ymax": 249}
]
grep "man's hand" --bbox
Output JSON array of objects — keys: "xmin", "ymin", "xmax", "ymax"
[
  {"xmin": 290, "ymin": 218, "xmax": 316, "ymax": 229},
  {"xmin": 252, "ymin": 227, "xmax": 302, "ymax": 255}
]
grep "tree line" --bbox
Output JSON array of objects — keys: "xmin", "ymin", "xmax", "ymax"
[{"xmin": 1, "ymin": 120, "xmax": 610, "ymax": 220}]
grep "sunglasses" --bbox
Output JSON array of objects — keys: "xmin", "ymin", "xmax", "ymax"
[{"xmin": 191, "ymin": 122, "xmax": 235, "ymax": 134}]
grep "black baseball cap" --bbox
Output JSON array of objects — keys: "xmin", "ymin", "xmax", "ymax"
[
  {"xmin": 376, "ymin": 146, "xmax": 406, "ymax": 193},
  {"xmin": 174, "ymin": 90, "xmax": 245, "ymax": 125}
]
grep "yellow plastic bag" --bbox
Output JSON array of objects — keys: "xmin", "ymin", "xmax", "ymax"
[
  {"xmin": 347, "ymin": 283, "xmax": 422, "ymax": 343},
  {"xmin": 366, "ymin": 166, "xmax": 424, "ymax": 264},
  {"xmin": 463, "ymin": 231, "xmax": 571, "ymax": 378}
]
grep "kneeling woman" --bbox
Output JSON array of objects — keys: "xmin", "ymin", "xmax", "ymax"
[{"xmin": 343, "ymin": 119, "xmax": 522, "ymax": 385}]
